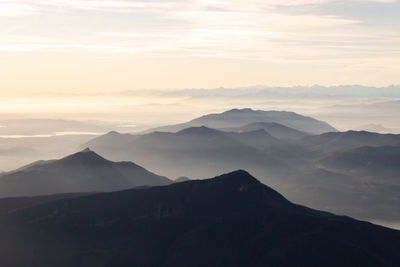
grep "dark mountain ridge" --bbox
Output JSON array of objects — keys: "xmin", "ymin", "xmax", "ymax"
[{"xmin": 0, "ymin": 170, "xmax": 399, "ymax": 267}]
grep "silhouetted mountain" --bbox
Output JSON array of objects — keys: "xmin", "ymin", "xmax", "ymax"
[
  {"xmin": 86, "ymin": 127, "xmax": 293, "ymax": 178},
  {"xmin": 86, "ymin": 128, "xmax": 400, "ymax": 224},
  {"xmin": 144, "ymin": 108, "xmax": 337, "ymax": 134},
  {"xmin": 0, "ymin": 148, "xmax": 171, "ymax": 197},
  {"xmin": 319, "ymin": 145, "xmax": 400, "ymax": 177},
  {"xmin": 301, "ymin": 130, "xmax": 400, "ymax": 152},
  {"xmin": 0, "ymin": 170, "xmax": 399, "ymax": 267},
  {"xmin": 223, "ymin": 122, "xmax": 309, "ymax": 140}
]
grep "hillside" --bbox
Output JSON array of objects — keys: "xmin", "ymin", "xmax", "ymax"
[{"xmin": 0, "ymin": 170, "xmax": 399, "ymax": 266}]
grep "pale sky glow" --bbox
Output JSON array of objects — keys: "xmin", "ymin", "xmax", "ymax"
[{"xmin": 0, "ymin": 0, "xmax": 399, "ymax": 94}]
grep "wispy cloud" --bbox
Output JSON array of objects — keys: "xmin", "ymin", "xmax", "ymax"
[{"xmin": 0, "ymin": 0, "xmax": 399, "ymax": 89}]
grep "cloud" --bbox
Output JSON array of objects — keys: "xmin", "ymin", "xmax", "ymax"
[{"xmin": 0, "ymin": 0, "xmax": 399, "ymax": 88}]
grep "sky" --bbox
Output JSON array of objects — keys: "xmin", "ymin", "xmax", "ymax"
[{"xmin": 0, "ymin": 0, "xmax": 399, "ymax": 96}]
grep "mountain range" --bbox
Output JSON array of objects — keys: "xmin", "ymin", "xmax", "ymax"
[
  {"xmin": 0, "ymin": 170, "xmax": 399, "ymax": 267},
  {"xmin": 86, "ymin": 126, "xmax": 298, "ymax": 178},
  {"xmin": 2, "ymin": 108, "xmax": 400, "ymax": 229},
  {"xmin": 1, "ymin": 107, "xmax": 400, "ymax": 266},
  {"xmin": 86, "ymin": 118, "xmax": 400, "ymax": 224}
]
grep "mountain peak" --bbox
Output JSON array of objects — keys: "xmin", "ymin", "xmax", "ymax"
[
  {"xmin": 60, "ymin": 149, "xmax": 110, "ymax": 165},
  {"xmin": 225, "ymin": 108, "xmax": 257, "ymax": 114},
  {"xmin": 213, "ymin": 170, "xmax": 261, "ymax": 186}
]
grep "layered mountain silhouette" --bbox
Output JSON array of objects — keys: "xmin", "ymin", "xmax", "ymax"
[
  {"xmin": 301, "ymin": 130, "xmax": 400, "ymax": 152},
  {"xmin": 223, "ymin": 122, "xmax": 310, "ymax": 140},
  {"xmin": 0, "ymin": 148, "xmax": 171, "ymax": 197},
  {"xmin": 319, "ymin": 145, "xmax": 400, "ymax": 177},
  {"xmin": 144, "ymin": 108, "xmax": 337, "ymax": 134},
  {"xmin": 86, "ymin": 126, "xmax": 299, "ymax": 178},
  {"xmin": 86, "ymin": 124, "xmax": 400, "ymax": 224},
  {"xmin": 0, "ymin": 170, "xmax": 399, "ymax": 267}
]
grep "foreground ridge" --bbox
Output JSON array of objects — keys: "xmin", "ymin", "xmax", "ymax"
[{"xmin": 0, "ymin": 170, "xmax": 399, "ymax": 267}]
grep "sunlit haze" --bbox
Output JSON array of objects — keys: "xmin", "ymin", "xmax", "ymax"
[
  {"xmin": 1, "ymin": 1, "xmax": 400, "ymax": 255},
  {"xmin": 1, "ymin": 0, "xmax": 399, "ymax": 96}
]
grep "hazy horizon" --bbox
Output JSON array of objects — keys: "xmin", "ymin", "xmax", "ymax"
[
  {"xmin": 1, "ymin": 0, "xmax": 399, "ymax": 96},
  {"xmin": 1, "ymin": 85, "xmax": 399, "ymax": 135},
  {"xmin": 2, "ymin": 0, "xmax": 398, "ymax": 131}
]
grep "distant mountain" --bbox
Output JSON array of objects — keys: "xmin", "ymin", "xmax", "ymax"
[
  {"xmin": 143, "ymin": 108, "xmax": 337, "ymax": 134},
  {"xmin": 318, "ymin": 146, "xmax": 400, "ymax": 177},
  {"xmin": 0, "ymin": 148, "xmax": 171, "ymax": 197},
  {"xmin": 0, "ymin": 170, "xmax": 399, "ymax": 266},
  {"xmin": 86, "ymin": 127, "xmax": 295, "ymax": 178},
  {"xmin": 85, "ymin": 130, "xmax": 139, "ymax": 148},
  {"xmin": 355, "ymin": 123, "xmax": 394, "ymax": 134},
  {"xmin": 223, "ymin": 122, "xmax": 309, "ymax": 140},
  {"xmin": 301, "ymin": 130, "xmax": 400, "ymax": 152}
]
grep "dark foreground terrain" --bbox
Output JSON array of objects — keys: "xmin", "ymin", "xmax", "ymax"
[{"xmin": 0, "ymin": 170, "xmax": 399, "ymax": 267}]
